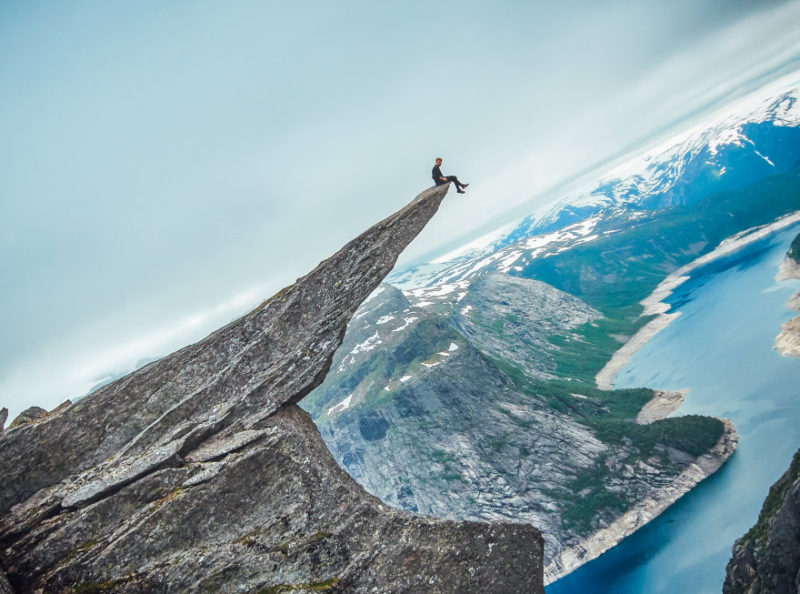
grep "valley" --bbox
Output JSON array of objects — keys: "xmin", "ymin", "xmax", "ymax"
[{"xmin": 303, "ymin": 86, "xmax": 800, "ymax": 583}]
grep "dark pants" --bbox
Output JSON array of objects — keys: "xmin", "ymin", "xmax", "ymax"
[{"xmin": 435, "ymin": 175, "xmax": 465, "ymax": 189}]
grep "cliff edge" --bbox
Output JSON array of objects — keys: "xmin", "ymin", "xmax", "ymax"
[
  {"xmin": 724, "ymin": 449, "xmax": 800, "ymax": 594},
  {"xmin": 0, "ymin": 184, "xmax": 544, "ymax": 593}
]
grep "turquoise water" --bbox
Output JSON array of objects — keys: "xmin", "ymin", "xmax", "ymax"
[{"xmin": 547, "ymin": 224, "xmax": 800, "ymax": 594}]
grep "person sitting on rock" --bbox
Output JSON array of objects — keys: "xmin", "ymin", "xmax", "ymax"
[{"xmin": 432, "ymin": 157, "xmax": 469, "ymax": 194}]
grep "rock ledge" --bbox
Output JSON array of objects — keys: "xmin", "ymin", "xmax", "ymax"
[{"xmin": 0, "ymin": 184, "xmax": 543, "ymax": 593}]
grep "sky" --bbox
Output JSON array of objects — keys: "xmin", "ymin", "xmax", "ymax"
[{"xmin": 2, "ymin": 0, "xmax": 800, "ymax": 422}]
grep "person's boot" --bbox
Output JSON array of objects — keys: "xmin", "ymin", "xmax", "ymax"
[
  {"xmin": 457, "ymin": 188, "xmax": 466, "ymax": 194},
  {"xmin": 461, "ymin": 183, "xmax": 469, "ymax": 188}
]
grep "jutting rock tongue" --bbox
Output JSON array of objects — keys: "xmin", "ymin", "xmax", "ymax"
[{"xmin": 0, "ymin": 184, "xmax": 544, "ymax": 593}]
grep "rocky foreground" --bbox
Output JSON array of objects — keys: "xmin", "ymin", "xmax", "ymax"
[
  {"xmin": 724, "ymin": 449, "xmax": 800, "ymax": 594},
  {"xmin": 0, "ymin": 184, "xmax": 543, "ymax": 593}
]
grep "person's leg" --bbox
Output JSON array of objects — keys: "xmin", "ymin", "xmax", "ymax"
[{"xmin": 446, "ymin": 175, "xmax": 468, "ymax": 192}]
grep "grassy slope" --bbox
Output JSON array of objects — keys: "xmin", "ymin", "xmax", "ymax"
[
  {"xmin": 512, "ymin": 168, "xmax": 800, "ymax": 529},
  {"xmin": 526, "ymin": 167, "xmax": 800, "ymax": 313}
]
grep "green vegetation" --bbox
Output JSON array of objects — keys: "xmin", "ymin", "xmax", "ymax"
[
  {"xmin": 267, "ymin": 530, "xmax": 333, "ymax": 556},
  {"xmin": 429, "ymin": 449, "xmax": 457, "ymax": 463},
  {"xmin": 743, "ymin": 449, "xmax": 800, "ymax": 543},
  {"xmin": 494, "ymin": 354, "xmax": 725, "ymax": 453},
  {"xmin": 71, "ymin": 574, "xmax": 136, "ymax": 593},
  {"xmin": 305, "ymin": 167, "xmax": 800, "ymax": 542},
  {"xmin": 788, "ymin": 232, "xmax": 800, "ymax": 263},
  {"xmin": 548, "ymin": 309, "xmax": 652, "ymax": 383},
  {"xmin": 557, "ymin": 414, "xmax": 725, "ymax": 531},
  {"xmin": 589, "ymin": 415, "xmax": 724, "ymax": 458},
  {"xmin": 490, "ymin": 354, "xmax": 726, "ymax": 531},
  {"xmin": 558, "ymin": 454, "xmax": 628, "ymax": 532},
  {"xmin": 505, "ymin": 169, "xmax": 800, "ymax": 530},
  {"xmin": 256, "ymin": 577, "xmax": 340, "ymax": 593},
  {"xmin": 524, "ymin": 167, "xmax": 800, "ymax": 311},
  {"xmin": 153, "ymin": 486, "xmax": 186, "ymax": 510}
]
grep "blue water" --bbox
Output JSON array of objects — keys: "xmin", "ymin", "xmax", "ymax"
[{"xmin": 547, "ymin": 224, "xmax": 800, "ymax": 594}]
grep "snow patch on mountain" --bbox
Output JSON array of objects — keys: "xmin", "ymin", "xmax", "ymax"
[
  {"xmin": 392, "ymin": 317, "xmax": 418, "ymax": 332},
  {"xmin": 391, "ymin": 79, "xmax": 800, "ymax": 294},
  {"xmin": 326, "ymin": 394, "xmax": 353, "ymax": 416}
]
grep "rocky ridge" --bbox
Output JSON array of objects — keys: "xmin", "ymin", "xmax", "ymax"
[
  {"xmin": 724, "ymin": 449, "xmax": 800, "ymax": 593},
  {"xmin": 0, "ymin": 183, "xmax": 544, "ymax": 593}
]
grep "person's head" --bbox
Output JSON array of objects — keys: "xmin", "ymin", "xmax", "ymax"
[{"xmin": 435, "ymin": 157, "xmax": 442, "ymax": 165}]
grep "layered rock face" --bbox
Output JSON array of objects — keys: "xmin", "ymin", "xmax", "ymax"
[
  {"xmin": 724, "ymin": 449, "xmax": 800, "ymax": 594},
  {"xmin": 0, "ymin": 184, "xmax": 544, "ymax": 593}
]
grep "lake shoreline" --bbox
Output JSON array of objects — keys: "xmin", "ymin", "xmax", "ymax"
[
  {"xmin": 550, "ymin": 211, "xmax": 800, "ymax": 585},
  {"xmin": 595, "ymin": 210, "xmax": 800, "ymax": 390},
  {"xmin": 545, "ymin": 419, "xmax": 739, "ymax": 584}
]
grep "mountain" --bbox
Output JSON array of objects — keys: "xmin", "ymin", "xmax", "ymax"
[
  {"xmin": 724, "ymin": 449, "xmax": 800, "ymax": 594},
  {"xmin": 303, "ymin": 257, "xmax": 739, "ymax": 581},
  {"xmin": 393, "ymin": 86, "xmax": 800, "ymax": 289},
  {"xmin": 306, "ymin": 84, "xmax": 800, "ymax": 582},
  {"xmin": 0, "ymin": 185, "xmax": 545, "ymax": 593}
]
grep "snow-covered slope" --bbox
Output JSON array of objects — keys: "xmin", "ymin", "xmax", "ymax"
[{"xmin": 392, "ymin": 82, "xmax": 800, "ymax": 290}]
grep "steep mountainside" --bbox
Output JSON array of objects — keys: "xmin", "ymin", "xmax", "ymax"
[
  {"xmin": 0, "ymin": 184, "xmax": 544, "ymax": 593},
  {"xmin": 724, "ymin": 449, "xmax": 800, "ymax": 594},
  {"xmin": 393, "ymin": 86, "xmax": 800, "ymax": 287},
  {"xmin": 303, "ymin": 268, "xmax": 737, "ymax": 581},
  {"xmin": 308, "ymin": 128, "xmax": 800, "ymax": 580}
]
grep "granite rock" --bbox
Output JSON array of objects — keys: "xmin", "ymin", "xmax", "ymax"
[
  {"xmin": 0, "ymin": 183, "xmax": 544, "ymax": 593},
  {"xmin": 6, "ymin": 408, "xmax": 46, "ymax": 431}
]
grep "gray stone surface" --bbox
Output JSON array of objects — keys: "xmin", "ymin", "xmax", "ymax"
[
  {"xmin": 6, "ymin": 408, "xmax": 46, "ymax": 431},
  {"xmin": 724, "ymin": 449, "xmax": 800, "ymax": 594},
  {"xmin": 0, "ymin": 183, "xmax": 544, "ymax": 593},
  {"xmin": 0, "ymin": 409, "xmax": 6, "ymax": 433},
  {"xmin": 0, "ymin": 566, "xmax": 13, "ymax": 594}
]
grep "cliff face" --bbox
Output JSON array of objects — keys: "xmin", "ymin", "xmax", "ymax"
[
  {"xmin": 0, "ymin": 184, "xmax": 544, "ymax": 593},
  {"xmin": 302, "ymin": 269, "xmax": 737, "ymax": 583},
  {"xmin": 724, "ymin": 449, "xmax": 800, "ymax": 594}
]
